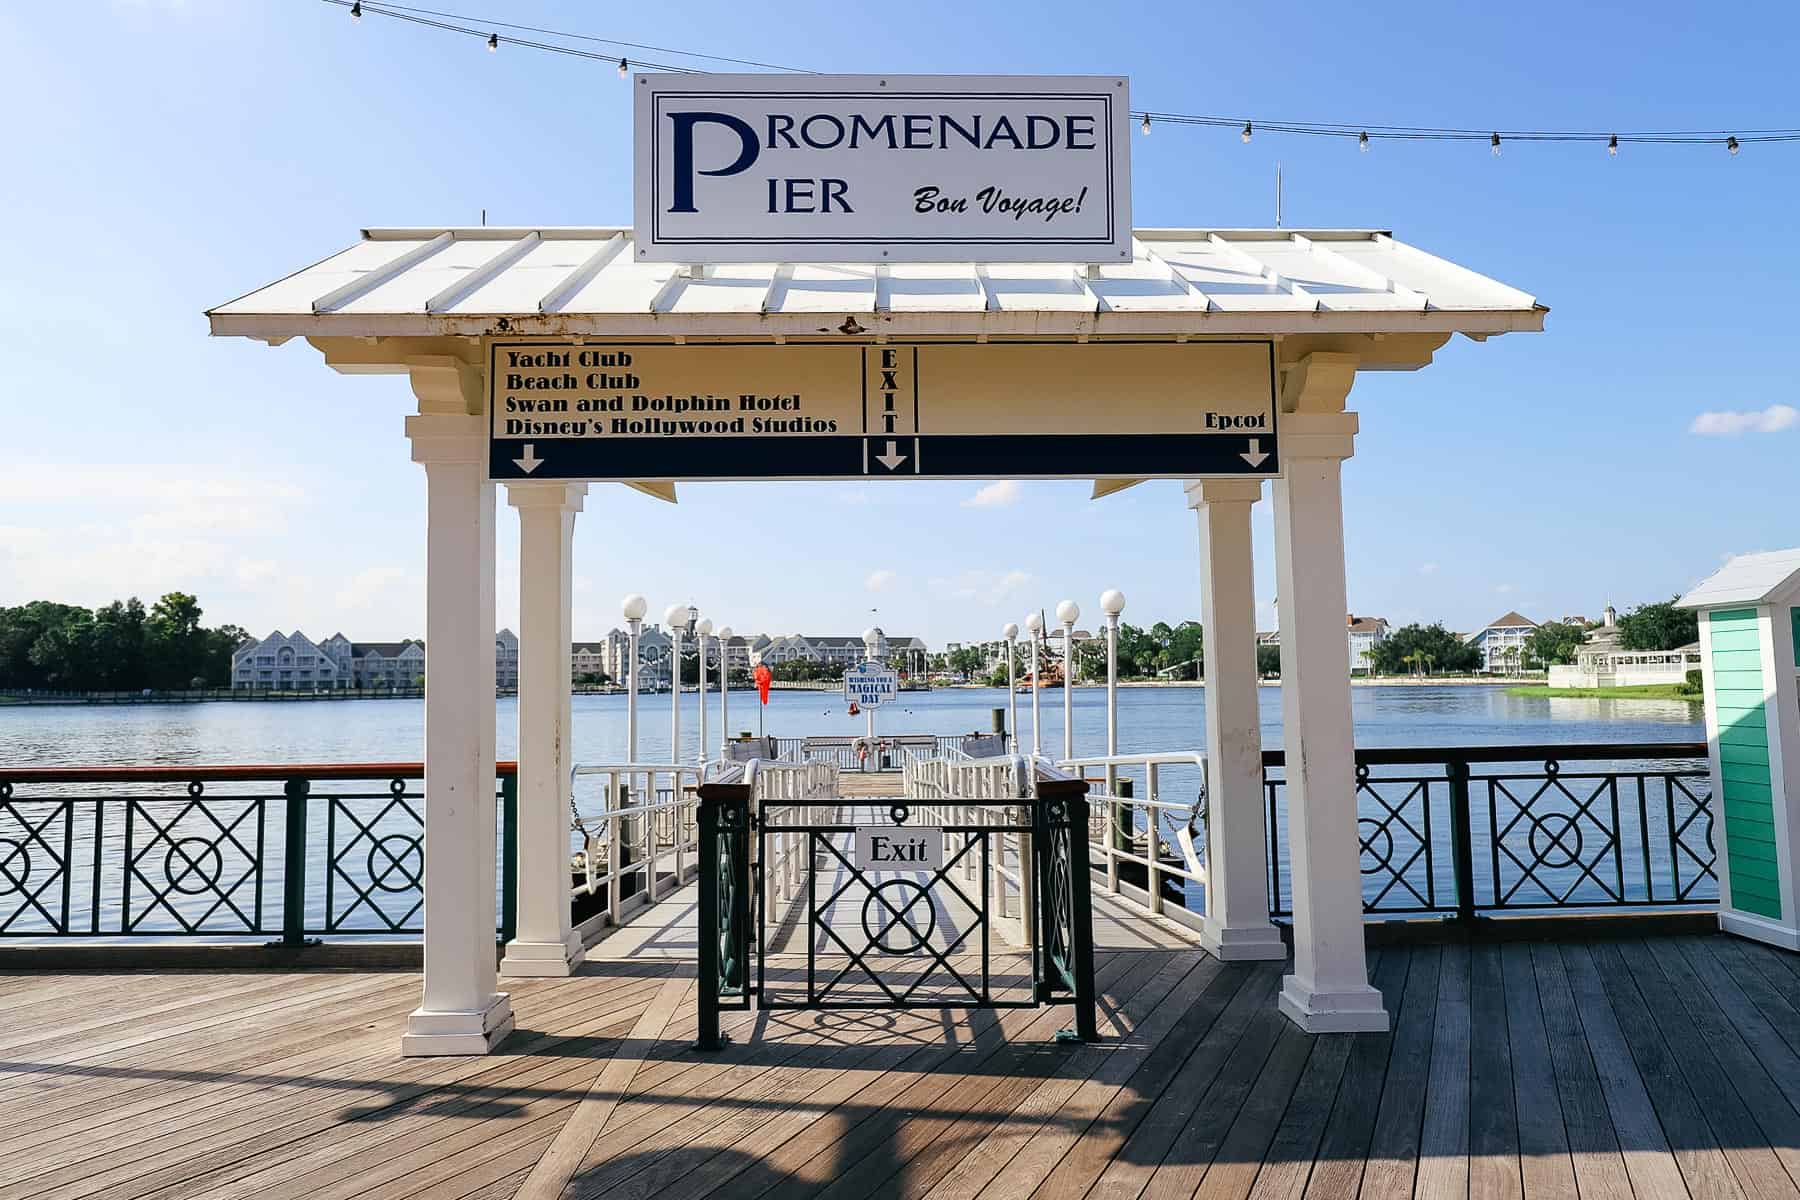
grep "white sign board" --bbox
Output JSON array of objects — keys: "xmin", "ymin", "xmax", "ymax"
[
  {"xmin": 634, "ymin": 73, "xmax": 1132, "ymax": 263},
  {"xmin": 844, "ymin": 663, "xmax": 900, "ymax": 707},
  {"xmin": 854, "ymin": 826, "xmax": 945, "ymax": 872}
]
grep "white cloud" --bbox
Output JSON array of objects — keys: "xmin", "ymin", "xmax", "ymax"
[
  {"xmin": 1495, "ymin": 583, "xmax": 1517, "ymax": 594},
  {"xmin": 1418, "ymin": 562, "xmax": 1439, "ymax": 575},
  {"xmin": 1689, "ymin": 404, "xmax": 1798, "ymax": 436},
  {"xmin": 931, "ymin": 568, "xmax": 1035, "ymax": 607},
  {"xmin": 334, "ymin": 566, "xmax": 419, "ymax": 614},
  {"xmin": 962, "ymin": 481, "xmax": 1021, "ymax": 508},
  {"xmin": 865, "ymin": 569, "xmax": 897, "ymax": 592}
]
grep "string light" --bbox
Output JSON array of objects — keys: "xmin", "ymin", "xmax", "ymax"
[
  {"xmin": 1490, "ymin": 131, "xmax": 1502, "ymax": 157},
  {"xmin": 318, "ymin": 2, "xmax": 1800, "ymax": 156}
]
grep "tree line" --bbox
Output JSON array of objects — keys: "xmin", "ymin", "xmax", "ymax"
[{"xmin": 0, "ymin": 594, "xmax": 248, "ymax": 692}]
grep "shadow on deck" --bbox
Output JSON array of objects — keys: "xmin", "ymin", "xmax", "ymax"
[{"xmin": 4, "ymin": 933, "xmax": 1800, "ymax": 1198}]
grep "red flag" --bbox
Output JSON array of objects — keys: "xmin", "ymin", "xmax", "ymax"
[{"xmin": 754, "ymin": 663, "xmax": 772, "ymax": 705}]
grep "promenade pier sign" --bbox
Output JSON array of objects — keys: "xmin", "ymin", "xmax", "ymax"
[
  {"xmin": 634, "ymin": 74, "xmax": 1132, "ymax": 263},
  {"xmin": 487, "ymin": 340, "xmax": 1277, "ymax": 482}
]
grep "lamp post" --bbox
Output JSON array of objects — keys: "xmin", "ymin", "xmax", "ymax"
[
  {"xmin": 695, "ymin": 618, "xmax": 713, "ymax": 765},
  {"xmin": 1025, "ymin": 610, "xmax": 1044, "ymax": 757},
  {"xmin": 1057, "ymin": 600, "xmax": 1080, "ymax": 762},
  {"xmin": 862, "ymin": 626, "xmax": 882, "ymax": 766},
  {"xmin": 716, "ymin": 625, "xmax": 733, "ymax": 758},
  {"xmin": 1100, "ymin": 589, "xmax": 1125, "ymax": 796},
  {"xmin": 1002, "ymin": 622, "xmax": 1019, "ymax": 753},
  {"xmin": 622, "ymin": 594, "xmax": 647, "ymax": 760},
  {"xmin": 664, "ymin": 602, "xmax": 694, "ymax": 763}
]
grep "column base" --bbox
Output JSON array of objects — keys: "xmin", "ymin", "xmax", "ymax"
[
  {"xmin": 1278, "ymin": 975, "xmax": 1389, "ymax": 1034},
  {"xmin": 1199, "ymin": 921, "xmax": 1288, "ymax": 962},
  {"xmin": 1720, "ymin": 910, "xmax": 1800, "ymax": 952},
  {"xmin": 500, "ymin": 933, "xmax": 587, "ymax": 977},
  {"xmin": 401, "ymin": 992, "xmax": 515, "ymax": 1056}
]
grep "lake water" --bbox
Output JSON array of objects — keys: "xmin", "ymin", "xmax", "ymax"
[
  {"xmin": 0, "ymin": 684, "xmax": 1709, "ymax": 938},
  {"xmin": 0, "ymin": 683, "xmax": 1705, "ymax": 769}
]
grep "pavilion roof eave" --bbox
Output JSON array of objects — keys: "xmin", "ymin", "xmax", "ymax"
[{"xmin": 207, "ymin": 306, "xmax": 1545, "ymax": 343}]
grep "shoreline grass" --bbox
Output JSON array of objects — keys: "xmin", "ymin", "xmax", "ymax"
[{"xmin": 1505, "ymin": 683, "xmax": 1703, "ymax": 701}]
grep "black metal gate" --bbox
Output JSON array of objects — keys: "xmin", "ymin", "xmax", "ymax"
[{"xmin": 694, "ymin": 772, "xmax": 1097, "ymax": 1049}]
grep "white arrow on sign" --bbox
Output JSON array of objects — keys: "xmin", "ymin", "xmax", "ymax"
[
  {"xmin": 875, "ymin": 440, "xmax": 909, "ymax": 471},
  {"xmin": 1240, "ymin": 439, "xmax": 1269, "ymax": 469},
  {"xmin": 514, "ymin": 444, "xmax": 543, "ymax": 474}
]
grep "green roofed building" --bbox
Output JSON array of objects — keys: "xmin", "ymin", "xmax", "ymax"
[{"xmin": 1679, "ymin": 549, "xmax": 1800, "ymax": 950}]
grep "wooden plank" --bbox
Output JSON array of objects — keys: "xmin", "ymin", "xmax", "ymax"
[
  {"xmin": 1708, "ymin": 936, "xmax": 1800, "ymax": 1060},
  {"xmin": 1415, "ymin": 943, "xmax": 1473, "ymax": 1200},
  {"xmin": 1189, "ymin": 1022, "xmax": 1317, "ymax": 1200},
  {"xmin": 1678, "ymin": 938, "xmax": 1800, "ymax": 1117},
  {"xmin": 1299, "ymin": 947, "xmax": 1411, "ymax": 1200},
  {"xmin": 1358, "ymin": 944, "xmax": 1441, "ymax": 1200},
  {"xmin": 987, "ymin": 962, "xmax": 1265, "ymax": 1200},
  {"xmin": 1527, "ymin": 942, "xmax": 1631, "ymax": 1200},
  {"xmin": 1613, "ymin": 939, "xmax": 1800, "ymax": 1200},
  {"xmin": 1238, "ymin": 1029, "xmax": 1354, "ymax": 1200},
  {"xmin": 54, "ymin": 971, "xmax": 682, "ymax": 1200},
  {"xmin": 1554, "ymin": 943, "xmax": 1694, "ymax": 1200},
  {"xmin": 1078, "ymin": 966, "xmax": 1283, "ymax": 1200},
  {"xmin": 914, "ymin": 952, "xmax": 1217, "ymax": 1200},
  {"xmin": 1467, "ymin": 944, "xmax": 1521, "ymax": 1200}
]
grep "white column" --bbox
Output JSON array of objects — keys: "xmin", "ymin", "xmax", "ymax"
[
  {"xmin": 1271, "ymin": 399, "xmax": 1387, "ymax": 1033},
  {"xmin": 402, "ymin": 411, "xmax": 514, "ymax": 1055},
  {"xmin": 1186, "ymin": 479, "xmax": 1285, "ymax": 962},
  {"xmin": 501, "ymin": 481, "xmax": 587, "ymax": 977}
]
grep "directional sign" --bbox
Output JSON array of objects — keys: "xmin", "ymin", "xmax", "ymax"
[
  {"xmin": 844, "ymin": 663, "xmax": 900, "ymax": 707},
  {"xmin": 487, "ymin": 340, "xmax": 1277, "ymax": 483}
]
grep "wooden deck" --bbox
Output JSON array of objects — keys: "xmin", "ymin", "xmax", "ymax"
[{"xmin": 5, "ymin": 933, "xmax": 1800, "ymax": 1198}]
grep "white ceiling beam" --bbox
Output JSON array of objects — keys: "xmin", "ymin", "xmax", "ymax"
[
  {"xmin": 1291, "ymin": 233, "xmax": 1427, "ymax": 310},
  {"xmin": 1207, "ymin": 233, "xmax": 1319, "ymax": 311},
  {"xmin": 424, "ymin": 232, "xmax": 541, "ymax": 314},
  {"xmin": 645, "ymin": 267, "xmax": 687, "ymax": 314},
  {"xmin": 311, "ymin": 232, "xmax": 453, "ymax": 314},
  {"xmin": 538, "ymin": 233, "xmax": 627, "ymax": 314},
  {"xmin": 1139, "ymin": 242, "xmax": 1214, "ymax": 311},
  {"xmin": 759, "ymin": 264, "xmax": 791, "ymax": 315}
]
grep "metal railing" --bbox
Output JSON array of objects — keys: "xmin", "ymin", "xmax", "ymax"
[
  {"xmin": 0, "ymin": 763, "xmax": 518, "ymax": 942},
  {"xmin": 568, "ymin": 763, "xmax": 706, "ymax": 928},
  {"xmin": 905, "ymin": 740, "xmax": 1717, "ymax": 928},
  {"xmin": 772, "ymin": 734, "xmax": 976, "ymax": 771},
  {"xmin": 1263, "ymin": 742, "xmax": 1716, "ymax": 920}
]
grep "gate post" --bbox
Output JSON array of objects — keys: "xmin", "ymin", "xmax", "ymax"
[
  {"xmin": 693, "ymin": 777, "xmax": 751, "ymax": 1051},
  {"xmin": 1035, "ymin": 772, "xmax": 1099, "ymax": 1042}
]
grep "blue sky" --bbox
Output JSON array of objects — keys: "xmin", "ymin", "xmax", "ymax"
[{"xmin": 3, "ymin": 1, "xmax": 1797, "ymax": 646}]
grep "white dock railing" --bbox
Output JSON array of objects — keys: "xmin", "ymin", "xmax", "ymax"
[
  {"xmin": 746, "ymin": 757, "xmax": 840, "ymax": 907},
  {"xmin": 569, "ymin": 763, "xmax": 705, "ymax": 929},
  {"xmin": 905, "ymin": 748, "xmax": 1209, "ymax": 932}
]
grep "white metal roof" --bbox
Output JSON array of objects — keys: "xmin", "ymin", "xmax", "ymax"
[
  {"xmin": 1679, "ymin": 549, "xmax": 1800, "ymax": 609},
  {"xmin": 206, "ymin": 227, "xmax": 1545, "ymax": 341}
]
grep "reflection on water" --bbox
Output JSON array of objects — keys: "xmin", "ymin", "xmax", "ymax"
[{"xmin": 0, "ymin": 683, "xmax": 1703, "ymax": 769}]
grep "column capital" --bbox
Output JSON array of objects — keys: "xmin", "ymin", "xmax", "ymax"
[
  {"xmin": 1280, "ymin": 411, "xmax": 1359, "ymax": 462},
  {"xmin": 505, "ymin": 481, "xmax": 588, "ymax": 512},
  {"xmin": 405, "ymin": 413, "xmax": 485, "ymax": 466},
  {"xmin": 407, "ymin": 355, "xmax": 484, "ymax": 416},
  {"xmin": 1184, "ymin": 478, "xmax": 1263, "ymax": 509}
]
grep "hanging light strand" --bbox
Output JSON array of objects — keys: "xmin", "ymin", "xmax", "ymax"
[{"xmin": 321, "ymin": 1, "xmax": 1796, "ymax": 150}]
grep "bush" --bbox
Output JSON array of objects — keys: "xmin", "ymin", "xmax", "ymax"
[{"xmin": 1680, "ymin": 668, "xmax": 1704, "ymax": 696}]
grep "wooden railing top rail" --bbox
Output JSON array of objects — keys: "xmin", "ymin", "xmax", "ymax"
[
  {"xmin": 1261, "ymin": 741, "xmax": 1707, "ymax": 768},
  {"xmin": 0, "ymin": 762, "xmax": 519, "ymax": 784}
]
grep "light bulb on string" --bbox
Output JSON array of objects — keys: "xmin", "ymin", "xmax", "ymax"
[
  {"xmin": 1141, "ymin": 113, "xmax": 1151, "ymax": 136},
  {"xmin": 1607, "ymin": 134, "xmax": 1618, "ymax": 157},
  {"xmin": 1358, "ymin": 130, "xmax": 1369, "ymax": 152},
  {"xmin": 488, "ymin": 32, "xmax": 498, "ymax": 51},
  {"xmin": 1240, "ymin": 121, "xmax": 1253, "ymax": 144},
  {"xmin": 618, "ymin": 57, "xmax": 629, "ymax": 79},
  {"xmin": 350, "ymin": 1, "xmax": 361, "ymax": 19},
  {"xmin": 1727, "ymin": 135, "xmax": 1740, "ymax": 155},
  {"xmin": 1490, "ymin": 132, "xmax": 1502, "ymax": 157}
]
